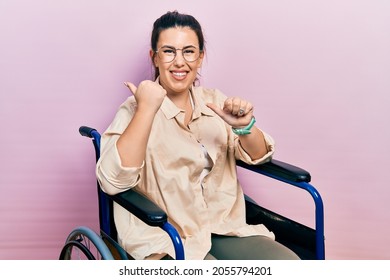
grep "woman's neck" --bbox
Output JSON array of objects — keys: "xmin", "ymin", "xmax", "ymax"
[
  {"xmin": 168, "ymin": 90, "xmax": 193, "ymax": 126},
  {"xmin": 168, "ymin": 91, "xmax": 191, "ymax": 110}
]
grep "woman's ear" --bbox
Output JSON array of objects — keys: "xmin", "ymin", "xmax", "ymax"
[
  {"xmin": 150, "ymin": 49, "xmax": 158, "ymax": 67},
  {"xmin": 197, "ymin": 51, "xmax": 205, "ymax": 68}
]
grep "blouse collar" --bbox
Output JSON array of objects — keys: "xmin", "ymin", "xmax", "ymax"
[{"xmin": 155, "ymin": 77, "xmax": 215, "ymax": 120}]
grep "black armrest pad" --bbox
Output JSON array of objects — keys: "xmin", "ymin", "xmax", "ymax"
[
  {"xmin": 111, "ymin": 189, "xmax": 167, "ymax": 227},
  {"xmin": 236, "ymin": 159, "xmax": 311, "ymax": 183}
]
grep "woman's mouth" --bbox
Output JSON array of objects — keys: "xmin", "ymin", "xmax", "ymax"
[{"xmin": 171, "ymin": 71, "xmax": 188, "ymax": 80}]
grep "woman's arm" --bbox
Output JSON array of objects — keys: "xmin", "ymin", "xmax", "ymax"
[
  {"xmin": 117, "ymin": 81, "xmax": 166, "ymax": 167},
  {"xmin": 207, "ymin": 96, "xmax": 270, "ymax": 161},
  {"xmin": 236, "ymin": 126, "xmax": 269, "ymax": 161}
]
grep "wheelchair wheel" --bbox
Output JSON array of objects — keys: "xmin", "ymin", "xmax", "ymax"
[{"xmin": 59, "ymin": 226, "xmax": 114, "ymax": 260}]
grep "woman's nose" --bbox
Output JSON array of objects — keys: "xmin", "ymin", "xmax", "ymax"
[{"xmin": 173, "ymin": 50, "xmax": 186, "ymax": 66}]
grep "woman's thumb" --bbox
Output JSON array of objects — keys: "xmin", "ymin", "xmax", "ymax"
[
  {"xmin": 206, "ymin": 103, "xmax": 225, "ymax": 118},
  {"xmin": 124, "ymin": 82, "xmax": 137, "ymax": 95}
]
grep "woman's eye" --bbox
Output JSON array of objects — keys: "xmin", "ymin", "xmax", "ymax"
[{"xmin": 163, "ymin": 49, "xmax": 175, "ymax": 54}]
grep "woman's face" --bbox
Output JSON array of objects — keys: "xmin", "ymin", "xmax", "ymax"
[{"xmin": 152, "ymin": 27, "xmax": 204, "ymax": 97}]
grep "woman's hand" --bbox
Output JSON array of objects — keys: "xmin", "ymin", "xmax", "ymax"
[
  {"xmin": 124, "ymin": 80, "xmax": 167, "ymax": 113},
  {"xmin": 208, "ymin": 97, "xmax": 269, "ymax": 160},
  {"xmin": 207, "ymin": 97, "xmax": 254, "ymax": 128}
]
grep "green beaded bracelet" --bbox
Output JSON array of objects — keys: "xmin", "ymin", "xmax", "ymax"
[{"xmin": 232, "ymin": 117, "xmax": 256, "ymax": 135}]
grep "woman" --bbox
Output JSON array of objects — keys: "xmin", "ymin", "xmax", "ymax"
[{"xmin": 96, "ymin": 10, "xmax": 299, "ymax": 260}]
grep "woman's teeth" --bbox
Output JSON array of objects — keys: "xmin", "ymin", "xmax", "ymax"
[{"xmin": 172, "ymin": 72, "xmax": 186, "ymax": 77}]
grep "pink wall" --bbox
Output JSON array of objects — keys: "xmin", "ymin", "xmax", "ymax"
[{"xmin": 1, "ymin": 0, "xmax": 389, "ymax": 259}]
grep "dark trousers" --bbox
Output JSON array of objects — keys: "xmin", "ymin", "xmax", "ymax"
[{"xmin": 205, "ymin": 234, "xmax": 300, "ymax": 260}]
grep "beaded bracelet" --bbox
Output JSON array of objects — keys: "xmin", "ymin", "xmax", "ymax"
[{"xmin": 232, "ymin": 117, "xmax": 256, "ymax": 135}]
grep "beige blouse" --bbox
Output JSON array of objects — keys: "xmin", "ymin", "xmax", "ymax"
[{"xmin": 96, "ymin": 83, "xmax": 276, "ymax": 260}]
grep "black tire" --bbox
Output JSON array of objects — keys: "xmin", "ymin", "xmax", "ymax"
[{"xmin": 59, "ymin": 240, "xmax": 96, "ymax": 260}]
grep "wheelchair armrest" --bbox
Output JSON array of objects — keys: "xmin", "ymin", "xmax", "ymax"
[
  {"xmin": 236, "ymin": 159, "xmax": 311, "ymax": 183},
  {"xmin": 111, "ymin": 189, "xmax": 168, "ymax": 227},
  {"xmin": 110, "ymin": 189, "xmax": 185, "ymax": 259}
]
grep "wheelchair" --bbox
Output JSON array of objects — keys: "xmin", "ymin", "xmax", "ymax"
[{"xmin": 59, "ymin": 126, "xmax": 325, "ymax": 260}]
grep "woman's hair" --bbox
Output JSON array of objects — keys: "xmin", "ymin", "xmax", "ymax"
[{"xmin": 151, "ymin": 10, "xmax": 205, "ymax": 80}]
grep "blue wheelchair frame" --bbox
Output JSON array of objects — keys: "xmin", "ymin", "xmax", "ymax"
[
  {"xmin": 62, "ymin": 126, "xmax": 324, "ymax": 260},
  {"xmin": 85, "ymin": 127, "xmax": 185, "ymax": 260}
]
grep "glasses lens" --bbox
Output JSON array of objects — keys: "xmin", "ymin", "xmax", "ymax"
[
  {"xmin": 158, "ymin": 47, "xmax": 176, "ymax": 63},
  {"xmin": 182, "ymin": 47, "xmax": 199, "ymax": 62}
]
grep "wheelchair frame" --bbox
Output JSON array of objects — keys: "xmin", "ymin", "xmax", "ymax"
[{"xmin": 59, "ymin": 126, "xmax": 325, "ymax": 260}]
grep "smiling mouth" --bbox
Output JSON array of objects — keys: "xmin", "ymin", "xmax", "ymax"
[{"xmin": 171, "ymin": 71, "xmax": 188, "ymax": 78}]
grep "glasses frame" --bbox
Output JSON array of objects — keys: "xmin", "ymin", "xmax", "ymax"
[{"xmin": 155, "ymin": 45, "xmax": 203, "ymax": 63}]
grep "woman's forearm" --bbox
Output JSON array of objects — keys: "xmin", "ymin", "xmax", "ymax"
[
  {"xmin": 237, "ymin": 126, "xmax": 269, "ymax": 160},
  {"xmin": 116, "ymin": 106, "xmax": 156, "ymax": 167}
]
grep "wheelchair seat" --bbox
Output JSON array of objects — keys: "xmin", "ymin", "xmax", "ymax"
[{"xmin": 59, "ymin": 126, "xmax": 325, "ymax": 260}]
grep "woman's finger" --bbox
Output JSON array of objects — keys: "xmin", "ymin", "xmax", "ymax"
[{"xmin": 124, "ymin": 82, "xmax": 137, "ymax": 95}]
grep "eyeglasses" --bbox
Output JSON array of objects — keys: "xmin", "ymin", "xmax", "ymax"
[{"xmin": 155, "ymin": 46, "xmax": 202, "ymax": 63}]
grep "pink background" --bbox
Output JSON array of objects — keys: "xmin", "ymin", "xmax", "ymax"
[{"xmin": 1, "ymin": 0, "xmax": 389, "ymax": 259}]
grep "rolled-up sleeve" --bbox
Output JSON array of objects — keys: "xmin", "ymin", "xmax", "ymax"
[
  {"xmin": 235, "ymin": 128, "xmax": 275, "ymax": 165},
  {"xmin": 96, "ymin": 135, "xmax": 143, "ymax": 195}
]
